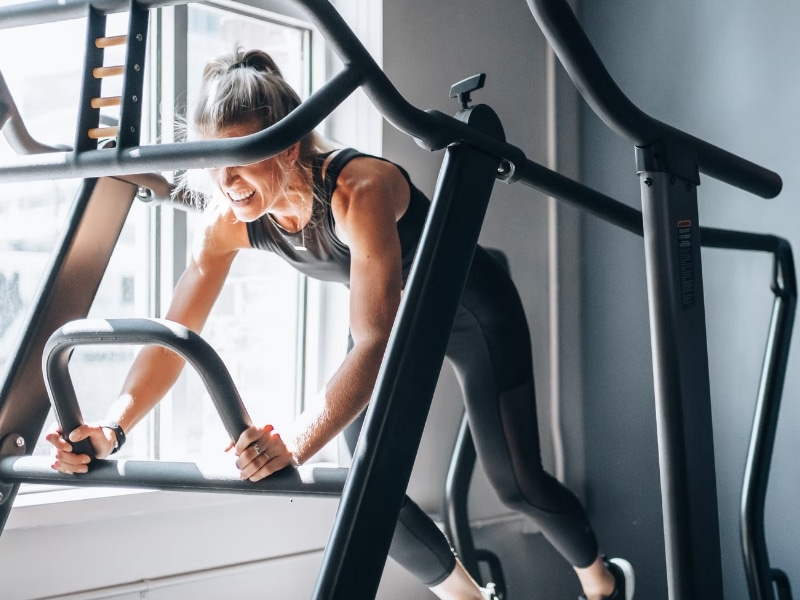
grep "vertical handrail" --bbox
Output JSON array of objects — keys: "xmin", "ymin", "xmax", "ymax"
[
  {"xmin": 741, "ymin": 243, "xmax": 796, "ymax": 600},
  {"xmin": 443, "ymin": 413, "xmax": 481, "ymax": 579}
]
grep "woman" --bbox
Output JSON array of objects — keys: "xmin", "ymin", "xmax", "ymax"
[{"xmin": 47, "ymin": 48, "xmax": 634, "ymax": 600}]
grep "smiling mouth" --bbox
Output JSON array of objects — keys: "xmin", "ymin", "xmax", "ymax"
[{"xmin": 227, "ymin": 190, "xmax": 256, "ymax": 203}]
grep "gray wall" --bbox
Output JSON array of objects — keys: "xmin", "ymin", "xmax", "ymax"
[{"xmin": 579, "ymin": 2, "xmax": 800, "ymax": 599}]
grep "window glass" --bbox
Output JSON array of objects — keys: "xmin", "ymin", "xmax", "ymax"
[
  {"xmin": 159, "ymin": 5, "xmax": 310, "ymax": 463},
  {"xmin": 0, "ymin": 18, "xmax": 85, "ymax": 375},
  {"xmin": 2, "ymin": 4, "xmax": 314, "ymax": 471},
  {"xmin": 0, "ymin": 11, "xmax": 152, "ymax": 462}
]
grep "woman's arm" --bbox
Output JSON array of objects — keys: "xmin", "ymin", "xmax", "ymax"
[
  {"xmin": 234, "ymin": 157, "xmax": 411, "ymax": 480},
  {"xmin": 113, "ymin": 209, "xmax": 244, "ymax": 433}
]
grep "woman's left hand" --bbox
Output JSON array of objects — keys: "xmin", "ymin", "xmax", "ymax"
[{"xmin": 231, "ymin": 424, "xmax": 296, "ymax": 482}]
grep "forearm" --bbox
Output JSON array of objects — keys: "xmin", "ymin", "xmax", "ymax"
[
  {"xmin": 107, "ymin": 345, "xmax": 187, "ymax": 433},
  {"xmin": 290, "ymin": 338, "xmax": 386, "ymax": 465}
]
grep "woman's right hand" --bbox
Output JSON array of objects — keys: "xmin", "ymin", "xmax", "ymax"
[{"xmin": 45, "ymin": 424, "xmax": 118, "ymax": 474}]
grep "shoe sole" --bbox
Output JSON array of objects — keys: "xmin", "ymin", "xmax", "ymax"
[{"xmin": 609, "ymin": 558, "xmax": 635, "ymax": 600}]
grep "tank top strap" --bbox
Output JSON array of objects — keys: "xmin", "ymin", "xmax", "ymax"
[
  {"xmin": 320, "ymin": 148, "xmax": 365, "ymax": 197},
  {"xmin": 312, "ymin": 150, "xmax": 336, "ymax": 195}
]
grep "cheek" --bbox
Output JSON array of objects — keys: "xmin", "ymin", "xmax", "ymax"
[{"xmin": 256, "ymin": 165, "xmax": 284, "ymax": 191}]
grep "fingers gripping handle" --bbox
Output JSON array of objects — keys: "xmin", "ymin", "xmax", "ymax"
[
  {"xmin": 44, "ymin": 345, "xmax": 95, "ymax": 457},
  {"xmin": 43, "ymin": 318, "xmax": 253, "ymax": 461}
]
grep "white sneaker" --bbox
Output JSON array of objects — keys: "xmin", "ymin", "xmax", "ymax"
[
  {"xmin": 578, "ymin": 557, "xmax": 635, "ymax": 600},
  {"xmin": 607, "ymin": 557, "xmax": 635, "ymax": 600}
]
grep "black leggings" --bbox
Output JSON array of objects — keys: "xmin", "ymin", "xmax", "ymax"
[{"xmin": 344, "ymin": 247, "xmax": 598, "ymax": 586}]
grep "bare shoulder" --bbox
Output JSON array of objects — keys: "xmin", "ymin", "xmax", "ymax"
[
  {"xmin": 330, "ymin": 155, "xmax": 411, "ymax": 225},
  {"xmin": 191, "ymin": 201, "xmax": 251, "ymax": 262}
]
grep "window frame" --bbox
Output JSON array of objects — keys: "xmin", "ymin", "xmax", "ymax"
[{"xmin": 9, "ymin": 0, "xmax": 342, "ymax": 501}]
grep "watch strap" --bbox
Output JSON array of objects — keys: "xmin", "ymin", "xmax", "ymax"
[{"xmin": 101, "ymin": 422, "xmax": 126, "ymax": 454}]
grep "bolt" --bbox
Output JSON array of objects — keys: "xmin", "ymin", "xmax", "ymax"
[
  {"xmin": 644, "ymin": 178, "xmax": 653, "ymax": 187},
  {"xmin": 132, "ymin": 95, "xmax": 138, "ymax": 103},
  {"xmin": 15, "ymin": 436, "xmax": 24, "ymax": 448},
  {"xmin": 136, "ymin": 33, "xmax": 143, "ymax": 42},
  {"xmin": 134, "ymin": 64, "xmax": 141, "ymax": 72},
  {"xmin": 130, "ymin": 126, "xmax": 136, "ymax": 133}
]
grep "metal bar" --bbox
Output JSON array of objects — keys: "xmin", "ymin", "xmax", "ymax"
[
  {"xmin": 514, "ymin": 158, "xmax": 643, "ymax": 236},
  {"xmin": 0, "ymin": 65, "xmax": 363, "ymax": 182},
  {"xmin": 0, "ymin": 70, "xmax": 69, "ymax": 153},
  {"xmin": 742, "ymin": 243, "xmax": 797, "ymax": 600},
  {"xmin": 0, "ymin": 0, "xmax": 182, "ymax": 28},
  {"xmin": 525, "ymin": 0, "xmax": 781, "ymax": 199},
  {"xmin": 639, "ymin": 164, "xmax": 723, "ymax": 600},
  {"xmin": 0, "ymin": 177, "xmax": 137, "ymax": 524},
  {"xmin": 773, "ymin": 570, "xmax": 794, "ymax": 600},
  {"xmin": 115, "ymin": 0, "xmax": 148, "ymax": 149},
  {"xmin": 0, "ymin": 0, "xmax": 783, "ymax": 199},
  {"xmin": 313, "ymin": 106, "xmax": 503, "ymax": 600},
  {"xmin": 43, "ymin": 318, "xmax": 253, "ymax": 458},
  {"xmin": 74, "ymin": 6, "xmax": 106, "ymax": 152},
  {"xmin": 443, "ymin": 412, "xmax": 481, "ymax": 581},
  {"xmin": 0, "ymin": 456, "xmax": 346, "ymax": 496}
]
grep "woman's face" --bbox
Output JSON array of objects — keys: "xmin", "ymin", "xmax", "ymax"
[{"xmin": 207, "ymin": 120, "xmax": 288, "ymax": 223}]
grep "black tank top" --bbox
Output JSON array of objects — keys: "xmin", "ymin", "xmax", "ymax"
[{"xmin": 246, "ymin": 148, "xmax": 429, "ymax": 286}]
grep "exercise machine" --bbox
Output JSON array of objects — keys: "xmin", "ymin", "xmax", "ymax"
[{"xmin": 0, "ymin": 1, "xmax": 794, "ymax": 598}]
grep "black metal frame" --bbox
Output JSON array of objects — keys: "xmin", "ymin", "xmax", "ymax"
[{"xmin": 0, "ymin": 0, "xmax": 792, "ymax": 599}]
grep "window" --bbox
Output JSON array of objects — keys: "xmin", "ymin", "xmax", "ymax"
[
  {"xmin": 0, "ymin": 17, "xmax": 96, "ymax": 377},
  {"xmin": 0, "ymin": 1, "xmax": 345, "ymax": 482},
  {"xmin": 158, "ymin": 3, "xmax": 316, "ymax": 463}
]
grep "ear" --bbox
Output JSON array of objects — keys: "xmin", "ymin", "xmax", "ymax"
[{"xmin": 286, "ymin": 141, "xmax": 301, "ymax": 162}]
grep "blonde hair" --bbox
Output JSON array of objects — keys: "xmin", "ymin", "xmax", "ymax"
[{"xmin": 177, "ymin": 47, "xmax": 332, "ymax": 209}]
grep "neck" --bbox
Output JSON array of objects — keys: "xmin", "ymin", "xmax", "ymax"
[{"xmin": 267, "ymin": 190, "xmax": 313, "ymax": 234}]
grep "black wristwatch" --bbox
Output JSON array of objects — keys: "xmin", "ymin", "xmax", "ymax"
[{"xmin": 102, "ymin": 422, "xmax": 127, "ymax": 454}]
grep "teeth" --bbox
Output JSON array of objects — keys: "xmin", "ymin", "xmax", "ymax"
[{"xmin": 228, "ymin": 190, "xmax": 255, "ymax": 202}]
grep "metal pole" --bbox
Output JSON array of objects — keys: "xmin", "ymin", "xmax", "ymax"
[
  {"xmin": 741, "ymin": 245, "xmax": 797, "ymax": 600},
  {"xmin": 312, "ymin": 105, "xmax": 503, "ymax": 599},
  {"xmin": 638, "ymin": 148, "xmax": 723, "ymax": 599},
  {"xmin": 443, "ymin": 413, "xmax": 481, "ymax": 580}
]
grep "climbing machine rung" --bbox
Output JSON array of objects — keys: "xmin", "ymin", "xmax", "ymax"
[
  {"xmin": 88, "ymin": 126, "xmax": 119, "ymax": 140},
  {"xmin": 93, "ymin": 65, "xmax": 124, "ymax": 78},
  {"xmin": 76, "ymin": 2, "xmax": 148, "ymax": 149},
  {"xmin": 91, "ymin": 96, "xmax": 121, "ymax": 109},
  {"xmin": 95, "ymin": 34, "xmax": 127, "ymax": 49}
]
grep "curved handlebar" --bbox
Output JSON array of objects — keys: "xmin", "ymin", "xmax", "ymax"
[
  {"xmin": 0, "ymin": 0, "xmax": 523, "ymax": 185},
  {"xmin": 43, "ymin": 318, "xmax": 253, "ymax": 457},
  {"xmin": 0, "ymin": 0, "xmax": 783, "ymax": 200},
  {"xmin": 0, "ymin": 70, "xmax": 69, "ymax": 154},
  {"xmin": 525, "ymin": 0, "xmax": 782, "ymax": 198}
]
